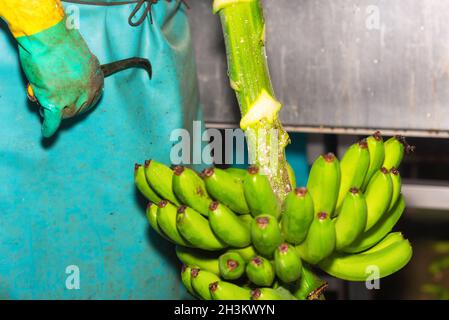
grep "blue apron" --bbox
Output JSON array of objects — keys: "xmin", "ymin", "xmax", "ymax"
[{"xmin": 0, "ymin": 0, "xmax": 202, "ymax": 299}]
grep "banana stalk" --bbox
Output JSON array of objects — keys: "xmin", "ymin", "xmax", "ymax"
[{"xmin": 213, "ymin": 0, "xmax": 291, "ymax": 201}]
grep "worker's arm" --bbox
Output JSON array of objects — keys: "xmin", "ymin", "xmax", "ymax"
[{"xmin": 0, "ymin": 0, "xmax": 104, "ymax": 138}]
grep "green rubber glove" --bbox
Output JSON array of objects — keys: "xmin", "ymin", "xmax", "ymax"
[{"xmin": 18, "ymin": 19, "xmax": 104, "ymax": 137}]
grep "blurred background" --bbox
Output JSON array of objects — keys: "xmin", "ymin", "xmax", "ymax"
[{"xmin": 189, "ymin": 0, "xmax": 449, "ymax": 299}]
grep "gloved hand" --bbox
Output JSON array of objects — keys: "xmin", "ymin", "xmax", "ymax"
[
  {"xmin": 1, "ymin": 0, "xmax": 104, "ymax": 137},
  {"xmin": 19, "ymin": 21, "xmax": 104, "ymax": 137}
]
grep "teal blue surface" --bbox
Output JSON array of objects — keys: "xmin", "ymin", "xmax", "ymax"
[{"xmin": 0, "ymin": 1, "xmax": 201, "ymax": 299}]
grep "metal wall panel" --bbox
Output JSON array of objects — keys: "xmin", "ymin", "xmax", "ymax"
[{"xmin": 189, "ymin": 0, "xmax": 449, "ymax": 135}]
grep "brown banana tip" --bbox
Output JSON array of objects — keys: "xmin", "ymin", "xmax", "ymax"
[
  {"xmin": 251, "ymin": 256, "xmax": 263, "ymax": 266},
  {"xmin": 256, "ymin": 216, "xmax": 270, "ymax": 229},
  {"xmin": 227, "ymin": 259, "xmax": 239, "ymax": 270},
  {"xmin": 394, "ymin": 135, "xmax": 415, "ymax": 154},
  {"xmin": 173, "ymin": 165, "xmax": 185, "ymax": 176},
  {"xmin": 146, "ymin": 202, "xmax": 153, "ymax": 209},
  {"xmin": 177, "ymin": 205, "xmax": 188, "ymax": 214},
  {"xmin": 181, "ymin": 264, "xmax": 187, "ymax": 273},
  {"xmin": 134, "ymin": 163, "xmax": 141, "ymax": 171},
  {"xmin": 248, "ymin": 166, "xmax": 260, "ymax": 175},
  {"xmin": 190, "ymin": 268, "xmax": 200, "ymax": 278},
  {"xmin": 307, "ymin": 282, "xmax": 329, "ymax": 300},
  {"xmin": 391, "ymin": 167, "xmax": 400, "ymax": 175},
  {"xmin": 279, "ymin": 243, "xmax": 289, "ymax": 253},
  {"xmin": 323, "ymin": 153, "xmax": 336, "ymax": 162},
  {"xmin": 157, "ymin": 200, "xmax": 168, "ymax": 208},
  {"xmin": 317, "ymin": 212, "xmax": 328, "ymax": 220},
  {"xmin": 373, "ymin": 131, "xmax": 383, "ymax": 141},
  {"xmin": 209, "ymin": 282, "xmax": 219, "ymax": 293},
  {"xmin": 201, "ymin": 167, "xmax": 214, "ymax": 178},
  {"xmin": 209, "ymin": 201, "xmax": 219, "ymax": 211},
  {"xmin": 295, "ymin": 187, "xmax": 308, "ymax": 196},
  {"xmin": 144, "ymin": 159, "xmax": 152, "ymax": 168},
  {"xmin": 359, "ymin": 139, "xmax": 368, "ymax": 149},
  {"xmin": 380, "ymin": 167, "xmax": 389, "ymax": 174},
  {"xmin": 350, "ymin": 187, "xmax": 359, "ymax": 194},
  {"xmin": 251, "ymin": 288, "xmax": 261, "ymax": 299}
]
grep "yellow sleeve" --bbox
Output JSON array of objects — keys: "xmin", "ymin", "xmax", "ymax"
[{"xmin": 0, "ymin": 0, "xmax": 65, "ymax": 38}]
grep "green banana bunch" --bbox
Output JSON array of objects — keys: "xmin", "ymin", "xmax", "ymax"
[
  {"xmin": 336, "ymin": 140, "xmax": 370, "ymax": 211},
  {"xmin": 334, "ymin": 188, "xmax": 367, "ymax": 251},
  {"xmin": 176, "ymin": 205, "xmax": 227, "ymax": 251},
  {"xmin": 244, "ymin": 166, "xmax": 281, "ymax": 219},
  {"xmin": 218, "ymin": 252, "xmax": 246, "ymax": 280},
  {"xmin": 173, "ymin": 166, "xmax": 212, "ymax": 216},
  {"xmin": 307, "ymin": 153, "xmax": 341, "ymax": 215},
  {"xmin": 202, "ymin": 167, "xmax": 250, "ymax": 214},
  {"xmin": 296, "ymin": 212, "xmax": 336, "ymax": 265},
  {"xmin": 135, "ymin": 131, "xmax": 414, "ymax": 300},
  {"xmin": 251, "ymin": 214, "xmax": 282, "ymax": 258},
  {"xmin": 208, "ymin": 201, "xmax": 251, "ymax": 248},
  {"xmin": 319, "ymin": 232, "xmax": 413, "ymax": 281}
]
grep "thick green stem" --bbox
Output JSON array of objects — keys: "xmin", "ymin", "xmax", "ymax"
[{"xmin": 214, "ymin": 0, "xmax": 291, "ymax": 201}]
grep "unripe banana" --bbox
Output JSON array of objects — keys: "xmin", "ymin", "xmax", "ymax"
[
  {"xmin": 343, "ymin": 195, "xmax": 405, "ymax": 253},
  {"xmin": 389, "ymin": 168, "xmax": 402, "ymax": 211},
  {"xmin": 290, "ymin": 264, "xmax": 328, "ymax": 300},
  {"xmin": 307, "ymin": 153, "xmax": 341, "ymax": 215},
  {"xmin": 364, "ymin": 167, "xmax": 393, "ymax": 231},
  {"xmin": 281, "ymin": 187, "xmax": 314, "ymax": 244},
  {"xmin": 134, "ymin": 164, "xmax": 162, "ymax": 203},
  {"xmin": 363, "ymin": 232, "xmax": 405, "ymax": 254},
  {"xmin": 318, "ymin": 235, "xmax": 413, "ymax": 281},
  {"xmin": 190, "ymin": 268, "xmax": 220, "ymax": 300},
  {"xmin": 336, "ymin": 140, "xmax": 370, "ymax": 211},
  {"xmin": 181, "ymin": 265, "xmax": 197, "ymax": 297},
  {"xmin": 287, "ymin": 162, "xmax": 297, "ymax": 190},
  {"xmin": 145, "ymin": 202, "xmax": 168, "ymax": 239},
  {"xmin": 244, "ymin": 166, "xmax": 281, "ymax": 219},
  {"xmin": 225, "ymin": 167, "xmax": 248, "ymax": 180},
  {"xmin": 202, "ymin": 167, "xmax": 250, "ymax": 214},
  {"xmin": 246, "ymin": 256, "xmax": 275, "ymax": 286},
  {"xmin": 209, "ymin": 281, "xmax": 251, "ymax": 300},
  {"xmin": 208, "ymin": 202, "xmax": 251, "ymax": 248},
  {"xmin": 251, "ymin": 287, "xmax": 297, "ymax": 300},
  {"xmin": 176, "ymin": 205, "xmax": 227, "ymax": 251},
  {"xmin": 144, "ymin": 160, "xmax": 180, "ymax": 205},
  {"xmin": 274, "ymin": 243, "xmax": 303, "ymax": 283},
  {"xmin": 175, "ymin": 246, "xmax": 220, "ymax": 275},
  {"xmin": 251, "ymin": 214, "xmax": 282, "ymax": 258},
  {"xmin": 172, "ymin": 166, "xmax": 212, "ymax": 216},
  {"xmin": 383, "ymin": 136, "xmax": 406, "ymax": 170},
  {"xmin": 157, "ymin": 200, "xmax": 191, "ymax": 247},
  {"xmin": 218, "ymin": 252, "xmax": 246, "ymax": 280},
  {"xmin": 296, "ymin": 212, "xmax": 336, "ymax": 265},
  {"xmin": 361, "ymin": 131, "xmax": 385, "ymax": 191},
  {"xmin": 227, "ymin": 246, "xmax": 257, "ymax": 263},
  {"xmin": 334, "ymin": 188, "xmax": 367, "ymax": 251}
]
